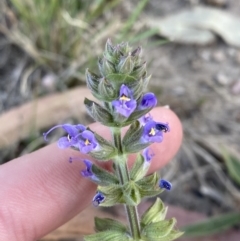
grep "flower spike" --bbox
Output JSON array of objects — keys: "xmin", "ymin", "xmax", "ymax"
[{"xmin": 43, "ymin": 40, "xmax": 181, "ymax": 241}]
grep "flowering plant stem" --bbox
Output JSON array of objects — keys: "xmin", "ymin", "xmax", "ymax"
[
  {"xmin": 44, "ymin": 40, "xmax": 183, "ymax": 241},
  {"xmin": 112, "ymin": 128, "xmax": 141, "ymax": 240}
]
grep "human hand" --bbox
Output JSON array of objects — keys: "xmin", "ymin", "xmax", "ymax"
[{"xmin": 0, "ymin": 107, "xmax": 182, "ymax": 241}]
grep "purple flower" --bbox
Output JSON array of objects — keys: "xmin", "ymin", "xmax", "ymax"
[
  {"xmin": 139, "ymin": 113, "xmax": 153, "ymax": 126},
  {"xmin": 142, "ymin": 120, "xmax": 170, "ymax": 143},
  {"xmin": 43, "ymin": 124, "xmax": 86, "ymax": 149},
  {"xmin": 139, "ymin": 93, "xmax": 157, "ymax": 110},
  {"xmin": 92, "ymin": 192, "xmax": 105, "ymax": 206},
  {"xmin": 142, "ymin": 148, "xmax": 154, "ymax": 170},
  {"xmin": 143, "ymin": 148, "xmax": 154, "ymax": 163},
  {"xmin": 159, "ymin": 179, "xmax": 172, "ymax": 191},
  {"xmin": 112, "ymin": 84, "xmax": 137, "ymax": 117},
  {"xmin": 81, "ymin": 159, "xmax": 99, "ymax": 182},
  {"xmin": 78, "ymin": 130, "xmax": 98, "ymax": 154}
]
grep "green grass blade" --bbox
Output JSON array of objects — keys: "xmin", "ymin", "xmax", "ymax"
[
  {"xmin": 120, "ymin": 0, "xmax": 149, "ymax": 39},
  {"xmin": 222, "ymin": 148, "xmax": 240, "ymax": 186},
  {"xmin": 182, "ymin": 212, "xmax": 240, "ymax": 237},
  {"xmin": 129, "ymin": 28, "xmax": 159, "ymax": 43}
]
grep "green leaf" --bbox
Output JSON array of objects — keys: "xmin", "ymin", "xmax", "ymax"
[
  {"xmin": 182, "ymin": 212, "xmax": 240, "ymax": 237},
  {"xmin": 122, "ymin": 181, "xmax": 141, "ymax": 206},
  {"xmin": 94, "ymin": 217, "xmax": 127, "ymax": 233},
  {"xmin": 122, "ymin": 121, "xmax": 142, "ymax": 146},
  {"xmin": 126, "ymin": 107, "xmax": 153, "ymax": 123},
  {"xmin": 136, "ymin": 173, "xmax": 163, "ymax": 198},
  {"xmin": 157, "ymin": 230, "xmax": 184, "ymax": 241},
  {"xmin": 130, "ymin": 153, "xmax": 148, "ymax": 181},
  {"xmin": 141, "ymin": 198, "xmax": 168, "ymax": 226},
  {"xmin": 122, "ymin": 121, "xmax": 151, "ymax": 153},
  {"xmin": 84, "ymin": 230, "xmax": 130, "ymax": 241},
  {"xmin": 84, "ymin": 98, "xmax": 113, "ymax": 125},
  {"xmin": 91, "ymin": 164, "xmax": 118, "ymax": 186},
  {"xmin": 142, "ymin": 218, "xmax": 177, "ymax": 241},
  {"xmin": 222, "ymin": 148, "xmax": 240, "ymax": 185},
  {"xmin": 88, "ymin": 129, "xmax": 117, "ymax": 161},
  {"xmin": 125, "ymin": 142, "xmax": 151, "ymax": 154},
  {"xmin": 98, "ymin": 185, "xmax": 123, "ymax": 207}
]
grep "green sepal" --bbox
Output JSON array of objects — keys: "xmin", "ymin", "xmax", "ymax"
[
  {"xmin": 105, "ymin": 39, "xmax": 115, "ymax": 55},
  {"xmin": 141, "ymin": 218, "xmax": 178, "ymax": 241},
  {"xmin": 158, "ymin": 230, "xmax": 184, "ymax": 241},
  {"xmin": 122, "ymin": 121, "xmax": 150, "ymax": 153},
  {"xmin": 91, "ymin": 164, "xmax": 118, "ymax": 186},
  {"xmin": 98, "ymin": 57, "xmax": 116, "ymax": 76},
  {"xmin": 118, "ymin": 42, "xmax": 131, "ymax": 54},
  {"xmin": 104, "ymin": 52, "xmax": 118, "ymax": 66},
  {"xmin": 131, "ymin": 62, "xmax": 147, "ymax": 79},
  {"xmin": 98, "ymin": 78, "xmax": 118, "ymax": 101},
  {"xmin": 98, "ymin": 181, "xmax": 143, "ymax": 206},
  {"xmin": 88, "ymin": 130, "xmax": 117, "ymax": 161},
  {"xmin": 106, "ymin": 73, "xmax": 136, "ymax": 87},
  {"xmin": 126, "ymin": 107, "xmax": 153, "ymax": 123},
  {"xmin": 113, "ymin": 112, "xmax": 129, "ymax": 124},
  {"xmin": 85, "ymin": 69, "xmax": 101, "ymax": 99},
  {"xmin": 98, "ymin": 184, "xmax": 123, "ymax": 207},
  {"xmin": 122, "ymin": 120, "xmax": 141, "ymax": 143},
  {"xmin": 136, "ymin": 173, "xmax": 163, "ymax": 198},
  {"xmin": 141, "ymin": 198, "xmax": 168, "ymax": 227},
  {"xmin": 84, "ymin": 230, "xmax": 131, "ymax": 241},
  {"xmin": 125, "ymin": 142, "xmax": 150, "ymax": 154},
  {"xmin": 142, "ymin": 75, "xmax": 151, "ymax": 90},
  {"xmin": 94, "ymin": 217, "xmax": 127, "ymax": 233},
  {"xmin": 122, "ymin": 181, "xmax": 141, "ymax": 206},
  {"xmin": 84, "ymin": 98, "xmax": 113, "ymax": 125},
  {"xmin": 130, "ymin": 153, "xmax": 149, "ymax": 181},
  {"xmin": 117, "ymin": 55, "xmax": 134, "ymax": 75},
  {"xmin": 131, "ymin": 46, "xmax": 142, "ymax": 65},
  {"xmin": 128, "ymin": 78, "xmax": 145, "ymax": 100}
]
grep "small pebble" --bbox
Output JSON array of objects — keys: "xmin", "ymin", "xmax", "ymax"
[
  {"xmin": 215, "ymin": 73, "xmax": 231, "ymax": 86},
  {"xmin": 42, "ymin": 74, "xmax": 57, "ymax": 91},
  {"xmin": 172, "ymin": 86, "xmax": 186, "ymax": 96},
  {"xmin": 212, "ymin": 51, "xmax": 225, "ymax": 63},
  {"xmin": 199, "ymin": 50, "xmax": 211, "ymax": 61}
]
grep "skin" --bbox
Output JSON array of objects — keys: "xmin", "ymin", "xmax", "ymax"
[{"xmin": 0, "ymin": 107, "xmax": 183, "ymax": 241}]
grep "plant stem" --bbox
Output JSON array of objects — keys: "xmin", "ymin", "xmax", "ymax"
[{"xmin": 112, "ymin": 128, "xmax": 141, "ymax": 240}]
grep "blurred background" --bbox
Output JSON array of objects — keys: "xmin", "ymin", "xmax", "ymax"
[{"xmin": 0, "ymin": 0, "xmax": 240, "ymax": 240}]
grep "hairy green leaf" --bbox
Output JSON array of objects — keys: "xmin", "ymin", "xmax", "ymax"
[
  {"xmin": 94, "ymin": 217, "xmax": 127, "ymax": 233},
  {"xmin": 141, "ymin": 198, "xmax": 168, "ymax": 226}
]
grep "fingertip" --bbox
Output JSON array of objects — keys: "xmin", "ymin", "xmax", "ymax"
[{"xmin": 149, "ymin": 107, "xmax": 183, "ymax": 171}]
